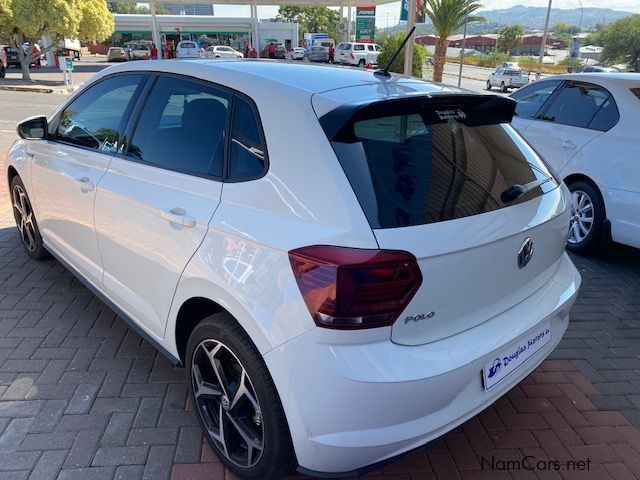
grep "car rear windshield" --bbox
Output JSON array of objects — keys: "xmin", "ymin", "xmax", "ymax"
[
  {"xmin": 181, "ymin": 42, "xmax": 196, "ymax": 49},
  {"xmin": 505, "ymin": 69, "xmax": 522, "ymax": 75},
  {"xmin": 323, "ymin": 96, "xmax": 558, "ymax": 229},
  {"xmin": 632, "ymin": 88, "xmax": 640, "ymax": 101}
]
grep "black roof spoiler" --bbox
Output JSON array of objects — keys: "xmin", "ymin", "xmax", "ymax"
[{"xmin": 319, "ymin": 94, "xmax": 517, "ymax": 142}]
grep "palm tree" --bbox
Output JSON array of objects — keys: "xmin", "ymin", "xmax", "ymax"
[{"xmin": 424, "ymin": 0, "xmax": 484, "ymax": 82}]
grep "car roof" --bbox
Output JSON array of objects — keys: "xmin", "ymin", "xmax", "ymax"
[
  {"xmin": 537, "ymin": 73, "xmax": 640, "ymax": 85},
  {"xmin": 97, "ymin": 59, "xmax": 465, "ymax": 96}
]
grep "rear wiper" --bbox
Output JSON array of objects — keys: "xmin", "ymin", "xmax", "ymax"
[{"xmin": 500, "ymin": 177, "xmax": 552, "ymax": 203}]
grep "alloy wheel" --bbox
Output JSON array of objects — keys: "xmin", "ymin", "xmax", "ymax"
[
  {"xmin": 568, "ymin": 189, "xmax": 594, "ymax": 245},
  {"xmin": 191, "ymin": 339, "xmax": 264, "ymax": 469},
  {"xmin": 12, "ymin": 184, "xmax": 37, "ymax": 252}
]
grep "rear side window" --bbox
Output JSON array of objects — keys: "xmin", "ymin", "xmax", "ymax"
[
  {"xmin": 511, "ymin": 80, "xmax": 562, "ymax": 119},
  {"xmin": 326, "ymin": 100, "xmax": 557, "ymax": 229},
  {"xmin": 127, "ymin": 76, "xmax": 229, "ymax": 177},
  {"xmin": 631, "ymin": 88, "xmax": 640, "ymax": 101},
  {"xmin": 228, "ymin": 96, "xmax": 267, "ymax": 180},
  {"xmin": 56, "ymin": 74, "xmax": 144, "ymax": 152},
  {"xmin": 354, "ymin": 44, "xmax": 365, "ymax": 51},
  {"xmin": 539, "ymin": 82, "xmax": 619, "ymax": 131}
]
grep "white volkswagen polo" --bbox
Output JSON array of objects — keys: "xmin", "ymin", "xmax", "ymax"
[{"xmin": 7, "ymin": 60, "xmax": 581, "ymax": 479}]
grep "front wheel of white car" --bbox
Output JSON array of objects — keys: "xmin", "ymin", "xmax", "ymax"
[
  {"xmin": 10, "ymin": 176, "xmax": 48, "ymax": 260},
  {"xmin": 186, "ymin": 313, "xmax": 295, "ymax": 479},
  {"xmin": 486, "ymin": 80, "xmax": 492, "ymax": 90},
  {"xmin": 566, "ymin": 180, "xmax": 605, "ymax": 255}
]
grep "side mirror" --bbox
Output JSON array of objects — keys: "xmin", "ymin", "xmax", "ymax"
[{"xmin": 17, "ymin": 115, "xmax": 47, "ymax": 140}]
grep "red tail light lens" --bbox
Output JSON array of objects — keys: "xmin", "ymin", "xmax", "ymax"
[
  {"xmin": 350, "ymin": 53, "xmax": 355, "ymax": 59},
  {"xmin": 288, "ymin": 245, "xmax": 422, "ymax": 329}
]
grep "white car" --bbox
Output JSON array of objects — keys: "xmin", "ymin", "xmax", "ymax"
[
  {"xmin": 7, "ymin": 60, "xmax": 580, "ymax": 478},
  {"xmin": 487, "ymin": 67, "xmax": 529, "ymax": 92},
  {"xmin": 336, "ymin": 42, "xmax": 381, "ymax": 67},
  {"xmin": 206, "ymin": 45, "xmax": 244, "ymax": 59},
  {"xmin": 176, "ymin": 40, "xmax": 200, "ymax": 59},
  {"xmin": 288, "ymin": 47, "xmax": 306, "ymax": 60},
  {"xmin": 510, "ymin": 73, "xmax": 640, "ymax": 254}
]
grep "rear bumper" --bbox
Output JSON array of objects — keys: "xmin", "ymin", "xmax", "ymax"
[{"xmin": 264, "ymin": 252, "xmax": 581, "ymax": 475}]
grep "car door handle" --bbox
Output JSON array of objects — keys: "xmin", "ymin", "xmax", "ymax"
[
  {"xmin": 562, "ymin": 140, "xmax": 577, "ymax": 150},
  {"xmin": 74, "ymin": 177, "xmax": 95, "ymax": 192},
  {"xmin": 161, "ymin": 208, "xmax": 196, "ymax": 228}
]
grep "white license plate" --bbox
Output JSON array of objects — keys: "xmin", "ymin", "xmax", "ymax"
[{"xmin": 482, "ymin": 321, "xmax": 552, "ymax": 391}]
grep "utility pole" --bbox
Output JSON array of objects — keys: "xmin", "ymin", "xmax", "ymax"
[
  {"xmin": 539, "ymin": 0, "xmax": 552, "ymax": 65},
  {"xmin": 403, "ymin": 0, "xmax": 417, "ymax": 75}
]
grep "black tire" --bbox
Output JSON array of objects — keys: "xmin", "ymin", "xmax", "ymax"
[
  {"xmin": 486, "ymin": 80, "xmax": 491, "ymax": 90},
  {"xmin": 186, "ymin": 313, "xmax": 295, "ymax": 479},
  {"xmin": 566, "ymin": 180, "xmax": 605, "ymax": 255},
  {"xmin": 358, "ymin": 59, "xmax": 365, "ymax": 68},
  {"xmin": 10, "ymin": 176, "xmax": 49, "ymax": 260},
  {"xmin": 500, "ymin": 82, "xmax": 508, "ymax": 93},
  {"xmin": 0, "ymin": 64, "xmax": 5, "ymax": 78}
]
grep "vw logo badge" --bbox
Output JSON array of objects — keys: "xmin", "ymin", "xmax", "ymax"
[{"xmin": 517, "ymin": 237, "xmax": 534, "ymax": 269}]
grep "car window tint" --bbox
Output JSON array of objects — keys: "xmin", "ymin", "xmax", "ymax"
[
  {"xmin": 56, "ymin": 74, "xmax": 144, "ymax": 152},
  {"xmin": 229, "ymin": 96, "xmax": 267, "ymax": 180},
  {"xmin": 354, "ymin": 45, "xmax": 365, "ymax": 51},
  {"xmin": 367, "ymin": 45, "xmax": 374, "ymax": 51},
  {"xmin": 631, "ymin": 88, "xmax": 640, "ymax": 101},
  {"xmin": 540, "ymin": 83, "xmax": 615, "ymax": 129},
  {"xmin": 588, "ymin": 97, "xmax": 619, "ymax": 131},
  {"xmin": 511, "ymin": 80, "xmax": 562, "ymax": 119},
  {"xmin": 127, "ymin": 76, "xmax": 229, "ymax": 177}
]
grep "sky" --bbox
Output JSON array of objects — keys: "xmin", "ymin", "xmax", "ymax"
[{"xmin": 163, "ymin": 1, "xmax": 639, "ymax": 29}]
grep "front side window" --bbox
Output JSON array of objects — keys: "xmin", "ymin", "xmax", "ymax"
[
  {"xmin": 56, "ymin": 74, "xmax": 144, "ymax": 152},
  {"xmin": 127, "ymin": 76, "xmax": 229, "ymax": 177},
  {"xmin": 228, "ymin": 96, "xmax": 267, "ymax": 180},
  {"xmin": 327, "ymin": 100, "xmax": 558, "ymax": 229},
  {"xmin": 511, "ymin": 80, "xmax": 562, "ymax": 119},
  {"xmin": 539, "ymin": 82, "xmax": 619, "ymax": 130}
]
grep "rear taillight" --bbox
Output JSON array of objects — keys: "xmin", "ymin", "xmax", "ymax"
[
  {"xmin": 288, "ymin": 245, "xmax": 422, "ymax": 329},
  {"xmin": 350, "ymin": 53, "xmax": 355, "ymax": 59}
]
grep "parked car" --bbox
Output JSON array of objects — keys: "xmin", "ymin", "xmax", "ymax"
[
  {"xmin": 0, "ymin": 46, "xmax": 6, "ymax": 78},
  {"xmin": 205, "ymin": 45, "xmax": 243, "ymax": 59},
  {"xmin": 580, "ymin": 65, "xmax": 619, "ymax": 73},
  {"xmin": 3, "ymin": 46, "xmax": 20, "ymax": 67},
  {"xmin": 260, "ymin": 42, "xmax": 286, "ymax": 59},
  {"xmin": 306, "ymin": 45, "xmax": 329, "ymax": 63},
  {"xmin": 8, "ymin": 61, "xmax": 580, "ymax": 478},
  {"xmin": 106, "ymin": 47, "xmax": 127, "ymax": 63},
  {"xmin": 288, "ymin": 46, "xmax": 306, "ymax": 60},
  {"xmin": 510, "ymin": 73, "xmax": 640, "ymax": 253},
  {"xmin": 335, "ymin": 41, "xmax": 381, "ymax": 67},
  {"xmin": 487, "ymin": 67, "xmax": 529, "ymax": 92},
  {"xmin": 176, "ymin": 40, "xmax": 200, "ymax": 59},
  {"xmin": 129, "ymin": 44, "xmax": 151, "ymax": 60}
]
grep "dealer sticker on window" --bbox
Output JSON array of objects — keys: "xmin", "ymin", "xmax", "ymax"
[{"xmin": 482, "ymin": 321, "xmax": 552, "ymax": 391}]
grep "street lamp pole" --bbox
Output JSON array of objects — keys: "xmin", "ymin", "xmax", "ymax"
[
  {"xmin": 539, "ymin": 0, "xmax": 552, "ymax": 65},
  {"xmin": 457, "ymin": 6, "xmax": 469, "ymax": 87},
  {"xmin": 576, "ymin": 0, "xmax": 584, "ymax": 58}
]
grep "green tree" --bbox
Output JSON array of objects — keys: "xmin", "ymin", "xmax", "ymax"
[
  {"xmin": 423, "ymin": 0, "xmax": 483, "ymax": 82},
  {"xmin": 601, "ymin": 15, "xmax": 640, "ymax": 71},
  {"xmin": 585, "ymin": 22, "xmax": 606, "ymax": 46},
  {"xmin": 0, "ymin": 0, "xmax": 114, "ymax": 80},
  {"xmin": 278, "ymin": 6, "xmax": 340, "ymax": 43},
  {"xmin": 107, "ymin": 2, "xmax": 168, "ymax": 14},
  {"xmin": 497, "ymin": 25, "xmax": 524, "ymax": 54},
  {"xmin": 376, "ymin": 32, "xmax": 425, "ymax": 77}
]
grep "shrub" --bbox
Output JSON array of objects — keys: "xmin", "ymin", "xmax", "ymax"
[{"xmin": 377, "ymin": 33, "xmax": 426, "ymax": 77}]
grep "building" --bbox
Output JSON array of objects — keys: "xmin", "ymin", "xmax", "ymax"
[
  {"xmin": 163, "ymin": 3, "xmax": 214, "ymax": 15},
  {"xmin": 416, "ymin": 33, "xmax": 567, "ymax": 55},
  {"xmin": 107, "ymin": 14, "xmax": 299, "ymax": 55}
]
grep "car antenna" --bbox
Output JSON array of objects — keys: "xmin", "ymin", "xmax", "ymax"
[{"xmin": 374, "ymin": 26, "xmax": 416, "ymax": 78}]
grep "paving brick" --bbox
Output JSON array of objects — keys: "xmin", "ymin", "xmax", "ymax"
[
  {"xmin": 92, "ymin": 446, "xmax": 149, "ymax": 466},
  {"xmin": 56, "ymin": 414, "xmax": 110, "ymax": 433},
  {"xmin": 133, "ymin": 397, "xmax": 163, "ymax": 428},
  {"xmin": 63, "ymin": 429, "xmax": 101, "ymax": 469},
  {"xmin": 0, "ymin": 417, "xmax": 34, "ymax": 452},
  {"xmin": 573, "ymin": 426, "xmax": 626, "ymax": 445},
  {"xmin": 90, "ymin": 397, "xmax": 139, "ymax": 414},
  {"xmin": 29, "ymin": 449, "xmax": 67, "ymax": 480},
  {"xmin": 143, "ymin": 445, "xmax": 176, "ymax": 480},
  {"xmin": 65, "ymin": 384, "xmax": 99, "ymax": 415},
  {"xmin": 170, "ymin": 463, "xmax": 224, "ymax": 480},
  {"xmin": 58, "ymin": 467, "xmax": 116, "ymax": 480},
  {"xmin": 583, "ymin": 410, "xmax": 630, "ymax": 427},
  {"xmin": 174, "ymin": 427, "xmax": 203, "ymax": 464},
  {"xmin": 0, "ymin": 451, "xmax": 40, "ymax": 471},
  {"xmin": 19, "ymin": 431, "xmax": 76, "ymax": 451},
  {"xmin": 2, "ymin": 373, "xmax": 35, "ymax": 401},
  {"xmin": 101, "ymin": 413, "xmax": 135, "ymax": 446},
  {"xmin": 35, "ymin": 359, "xmax": 70, "ymax": 385},
  {"xmin": 128, "ymin": 427, "xmax": 178, "ymax": 446}
]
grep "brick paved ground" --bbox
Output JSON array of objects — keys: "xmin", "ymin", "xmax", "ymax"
[{"xmin": 0, "ymin": 202, "xmax": 640, "ymax": 480}]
